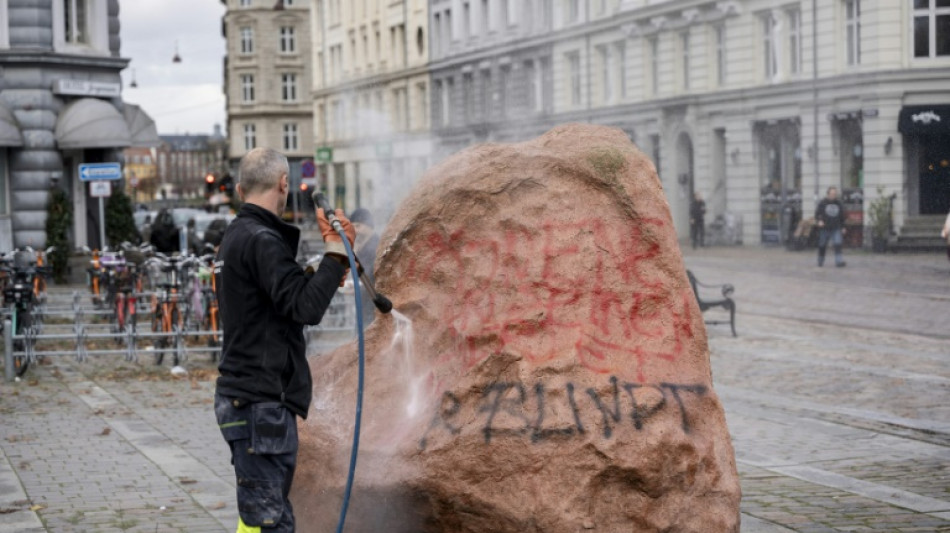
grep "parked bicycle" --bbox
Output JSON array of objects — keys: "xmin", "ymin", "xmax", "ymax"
[
  {"xmin": 146, "ymin": 253, "xmax": 197, "ymax": 366},
  {"xmin": 1, "ymin": 248, "xmax": 51, "ymax": 376}
]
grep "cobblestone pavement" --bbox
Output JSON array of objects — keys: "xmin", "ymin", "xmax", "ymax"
[{"xmin": 0, "ymin": 246, "xmax": 948, "ymax": 532}]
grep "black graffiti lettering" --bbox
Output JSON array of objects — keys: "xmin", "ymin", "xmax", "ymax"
[
  {"xmin": 419, "ymin": 391, "xmax": 462, "ymax": 450},
  {"xmin": 622, "ymin": 383, "xmax": 667, "ymax": 430},
  {"xmin": 479, "ymin": 382, "xmax": 530, "ymax": 444},
  {"xmin": 660, "ymin": 383, "xmax": 707, "ymax": 433},
  {"xmin": 420, "ymin": 377, "xmax": 708, "ymax": 447},
  {"xmin": 586, "ymin": 376, "xmax": 622, "ymax": 439},
  {"xmin": 531, "ymin": 382, "xmax": 576, "ymax": 443},
  {"xmin": 566, "ymin": 382, "xmax": 586, "ymax": 436}
]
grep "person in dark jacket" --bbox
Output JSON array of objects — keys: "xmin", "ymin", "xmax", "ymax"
[
  {"xmin": 815, "ymin": 186, "xmax": 847, "ymax": 267},
  {"xmin": 689, "ymin": 191, "xmax": 706, "ymax": 250},
  {"xmin": 213, "ymin": 147, "xmax": 355, "ymax": 533},
  {"xmin": 149, "ymin": 209, "xmax": 179, "ymax": 254},
  {"xmin": 349, "ymin": 207, "xmax": 380, "ymax": 326}
]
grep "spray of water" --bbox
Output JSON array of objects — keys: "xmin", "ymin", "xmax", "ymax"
[{"xmin": 388, "ymin": 309, "xmax": 426, "ymax": 419}]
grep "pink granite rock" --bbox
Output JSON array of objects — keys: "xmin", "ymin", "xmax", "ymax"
[{"xmin": 291, "ymin": 123, "xmax": 741, "ymax": 532}]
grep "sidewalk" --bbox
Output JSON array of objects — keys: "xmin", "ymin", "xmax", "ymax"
[{"xmin": 0, "ymin": 245, "xmax": 947, "ymax": 532}]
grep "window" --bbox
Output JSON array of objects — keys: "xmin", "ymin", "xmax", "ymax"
[
  {"xmin": 63, "ymin": 0, "xmax": 88, "ymax": 44},
  {"xmin": 283, "ymin": 123, "xmax": 298, "ymax": 151},
  {"xmin": 649, "ymin": 37, "xmax": 659, "ymax": 96},
  {"xmin": 445, "ymin": 9, "xmax": 453, "ymax": 43},
  {"xmin": 463, "ymin": 2, "xmax": 471, "ymax": 40},
  {"xmin": 680, "ymin": 32, "xmax": 690, "ymax": 91},
  {"xmin": 481, "ymin": 0, "xmax": 489, "ymax": 34},
  {"xmin": 240, "ymin": 0, "xmax": 251, "ymax": 6},
  {"xmin": 443, "ymin": 78, "xmax": 454, "ymax": 126},
  {"xmin": 433, "ymin": 13, "xmax": 441, "ymax": 55},
  {"xmin": 788, "ymin": 8, "xmax": 801, "ymax": 74},
  {"xmin": 243, "ymin": 124, "xmax": 256, "ymax": 151},
  {"xmin": 463, "ymin": 72, "xmax": 475, "ymax": 122},
  {"xmin": 567, "ymin": 51, "xmax": 582, "ymax": 107},
  {"xmin": 240, "ymin": 74, "xmax": 255, "ymax": 102},
  {"xmin": 616, "ymin": 41, "xmax": 627, "ymax": 99},
  {"xmin": 540, "ymin": 0, "xmax": 553, "ymax": 30},
  {"xmin": 715, "ymin": 25, "xmax": 727, "ymax": 86},
  {"xmin": 597, "ymin": 45, "xmax": 613, "ymax": 103},
  {"xmin": 281, "ymin": 73, "xmax": 298, "ymax": 102},
  {"xmin": 913, "ymin": 0, "xmax": 950, "ymax": 58},
  {"xmin": 240, "ymin": 27, "xmax": 254, "ymax": 54},
  {"xmin": 392, "ymin": 88, "xmax": 407, "ymax": 131},
  {"xmin": 434, "ymin": 80, "xmax": 444, "ymax": 126},
  {"xmin": 762, "ymin": 12, "xmax": 778, "ymax": 80},
  {"xmin": 280, "ymin": 26, "xmax": 296, "ymax": 54},
  {"xmin": 417, "ymin": 82, "xmax": 428, "ymax": 129},
  {"xmin": 525, "ymin": 59, "xmax": 539, "ymax": 112},
  {"xmin": 568, "ymin": 0, "xmax": 580, "ymax": 23},
  {"xmin": 499, "ymin": 65, "xmax": 510, "ymax": 116},
  {"xmin": 845, "ymin": 0, "xmax": 861, "ymax": 66},
  {"xmin": 480, "ymin": 68, "xmax": 492, "ymax": 117}
]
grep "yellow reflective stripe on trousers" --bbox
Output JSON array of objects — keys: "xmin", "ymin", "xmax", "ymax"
[{"xmin": 237, "ymin": 517, "xmax": 261, "ymax": 533}]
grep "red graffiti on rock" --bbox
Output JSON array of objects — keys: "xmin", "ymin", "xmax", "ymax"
[{"xmin": 404, "ymin": 216, "xmax": 694, "ymax": 382}]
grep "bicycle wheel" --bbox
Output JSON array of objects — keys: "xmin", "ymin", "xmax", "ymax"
[
  {"xmin": 13, "ymin": 307, "xmax": 31, "ymax": 377},
  {"xmin": 152, "ymin": 305, "xmax": 166, "ymax": 365}
]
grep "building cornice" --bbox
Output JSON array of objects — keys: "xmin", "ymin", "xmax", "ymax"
[
  {"xmin": 0, "ymin": 51, "xmax": 129, "ymax": 70},
  {"xmin": 312, "ymin": 64, "xmax": 431, "ymax": 97}
]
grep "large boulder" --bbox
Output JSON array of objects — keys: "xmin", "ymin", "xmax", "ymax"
[{"xmin": 291, "ymin": 124, "xmax": 741, "ymax": 532}]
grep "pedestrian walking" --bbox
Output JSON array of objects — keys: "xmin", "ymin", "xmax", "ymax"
[
  {"xmin": 213, "ymin": 147, "xmax": 356, "ymax": 533},
  {"xmin": 815, "ymin": 186, "xmax": 847, "ymax": 267},
  {"xmin": 690, "ymin": 191, "xmax": 706, "ymax": 250},
  {"xmin": 149, "ymin": 209, "xmax": 180, "ymax": 254},
  {"xmin": 941, "ymin": 207, "xmax": 950, "ymax": 266}
]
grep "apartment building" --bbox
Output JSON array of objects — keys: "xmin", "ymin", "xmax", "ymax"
[
  {"xmin": 430, "ymin": 0, "xmax": 950, "ymax": 246},
  {"xmin": 311, "ymin": 0, "xmax": 432, "ymax": 218},
  {"xmin": 222, "ymin": 0, "xmax": 313, "ymax": 179}
]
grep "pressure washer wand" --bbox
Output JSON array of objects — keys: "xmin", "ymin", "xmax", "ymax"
[{"xmin": 311, "ymin": 192, "xmax": 393, "ymax": 314}]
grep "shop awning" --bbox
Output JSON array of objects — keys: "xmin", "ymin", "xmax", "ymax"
[
  {"xmin": 0, "ymin": 102, "xmax": 24, "ymax": 147},
  {"xmin": 898, "ymin": 105, "xmax": 950, "ymax": 135},
  {"xmin": 122, "ymin": 103, "xmax": 160, "ymax": 147},
  {"xmin": 55, "ymin": 98, "xmax": 131, "ymax": 149}
]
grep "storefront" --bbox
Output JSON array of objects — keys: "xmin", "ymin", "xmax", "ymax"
[
  {"xmin": 899, "ymin": 105, "xmax": 950, "ymax": 217},
  {"xmin": 831, "ymin": 113, "xmax": 865, "ymax": 247},
  {"xmin": 756, "ymin": 119, "xmax": 802, "ymax": 245}
]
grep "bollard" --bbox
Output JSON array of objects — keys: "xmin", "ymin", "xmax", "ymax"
[{"xmin": 4, "ymin": 319, "xmax": 12, "ymax": 382}]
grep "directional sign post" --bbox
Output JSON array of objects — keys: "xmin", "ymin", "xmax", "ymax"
[
  {"xmin": 79, "ymin": 163, "xmax": 122, "ymax": 249},
  {"xmin": 79, "ymin": 162, "xmax": 122, "ymax": 181}
]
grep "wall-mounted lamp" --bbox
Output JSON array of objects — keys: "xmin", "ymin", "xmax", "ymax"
[
  {"xmin": 884, "ymin": 136, "xmax": 893, "ymax": 155},
  {"xmin": 730, "ymin": 147, "xmax": 740, "ymax": 164},
  {"xmin": 129, "ymin": 68, "xmax": 138, "ymax": 88},
  {"xmin": 172, "ymin": 41, "xmax": 182, "ymax": 63}
]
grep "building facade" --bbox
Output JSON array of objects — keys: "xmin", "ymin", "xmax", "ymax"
[
  {"xmin": 428, "ymin": 0, "xmax": 950, "ymax": 245},
  {"xmin": 0, "ymin": 0, "xmax": 159, "ymax": 250},
  {"xmin": 155, "ymin": 129, "xmax": 229, "ymax": 201},
  {"xmin": 222, "ymin": 0, "xmax": 314, "ymax": 183},
  {"xmin": 310, "ymin": 0, "xmax": 433, "ymax": 219}
]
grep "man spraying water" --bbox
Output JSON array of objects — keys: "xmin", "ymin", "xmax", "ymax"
[{"xmin": 213, "ymin": 147, "xmax": 356, "ymax": 533}]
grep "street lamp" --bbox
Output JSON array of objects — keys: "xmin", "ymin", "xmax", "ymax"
[{"xmin": 172, "ymin": 41, "xmax": 182, "ymax": 63}]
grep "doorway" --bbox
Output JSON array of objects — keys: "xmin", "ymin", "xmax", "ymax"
[
  {"xmin": 675, "ymin": 132, "xmax": 694, "ymax": 237},
  {"xmin": 917, "ymin": 135, "xmax": 950, "ymax": 215}
]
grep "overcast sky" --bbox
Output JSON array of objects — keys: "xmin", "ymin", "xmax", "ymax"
[{"xmin": 119, "ymin": 0, "xmax": 227, "ymax": 136}]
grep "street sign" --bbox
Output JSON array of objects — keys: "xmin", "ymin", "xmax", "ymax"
[
  {"xmin": 301, "ymin": 159, "xmax": 316, "ymax": 177},
  {"xmin": 79, "ymin": 162, "xmax": 122, "ymax": 181},
  {"xmin": 315, "ymin": 147, "xmax": 333, "ymax": 164},
  {"xmin": 89, "ymin": 181, "xmax": 112, "ymax": 197}
]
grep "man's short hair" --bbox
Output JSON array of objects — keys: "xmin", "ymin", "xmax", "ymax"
[
  {"xmin": 827, "ymin": 186, "xmax": 838, "ymax": 194},
  {"xmin": 238, "ymin": 148, "xmax": 289, "ymax": 196}
]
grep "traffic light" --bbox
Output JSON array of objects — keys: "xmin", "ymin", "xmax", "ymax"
[{"xmin": 205, "ymin": 173, "xmax": 216, "ymax": 194}]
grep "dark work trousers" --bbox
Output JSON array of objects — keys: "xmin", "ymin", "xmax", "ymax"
[
  {"xmin": 690, "ymin": 220, "xmax": 705, "ymax": 249},
  {"xmin": 215, "ymin": 393, "xmax": 298, "ymax": 532}
]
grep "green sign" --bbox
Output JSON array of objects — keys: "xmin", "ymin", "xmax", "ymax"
[{"xmin": 316, "ymin": 147, "xmax": 333, "ymax": 163}]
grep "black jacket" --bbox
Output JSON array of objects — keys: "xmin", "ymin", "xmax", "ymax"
[
  {"xmin": 816, "ymin": 198, "xmax": 846, "ymax": 231},
  {"xmin": 215, "ymin": 203, "xmax": 345, "ymax": 417}
]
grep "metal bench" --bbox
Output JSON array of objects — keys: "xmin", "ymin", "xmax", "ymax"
[{"xmin": 686, "ymin": 269, "xmax": 737, "ymax": 337}]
